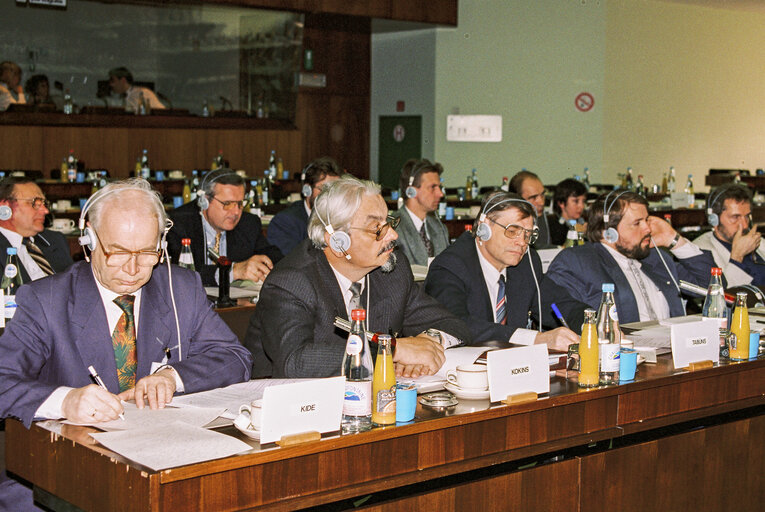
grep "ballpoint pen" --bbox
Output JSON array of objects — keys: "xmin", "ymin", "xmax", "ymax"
[
  {"xmin": 550, "ymin": 303, "xmax": 570, "ymax": 329},
  {"xmin": 87, "ymin": 365, "xmax": 126, "ymax": 421}
]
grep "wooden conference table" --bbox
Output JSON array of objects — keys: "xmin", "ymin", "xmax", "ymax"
[{"xmin": 5, "ymin": 356, "xmax": 765, "ymax": 511}]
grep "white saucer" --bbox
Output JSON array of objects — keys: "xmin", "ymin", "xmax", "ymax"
[
  {"xmin": 444, "ymin": 382, "xmax": 490, "ymax": 400},
  {"xmin": 233, "ymin": 415, "xmax": 261, "ymax": 440}
]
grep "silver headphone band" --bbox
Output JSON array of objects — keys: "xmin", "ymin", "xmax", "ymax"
[{"xmin": 481, "ymin": 196, "xmax": 538, "ymax": 223}]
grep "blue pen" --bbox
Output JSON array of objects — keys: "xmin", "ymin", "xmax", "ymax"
[{"xmin": 551, "ymin": 303, "xmax": 570, "ymax": 329}]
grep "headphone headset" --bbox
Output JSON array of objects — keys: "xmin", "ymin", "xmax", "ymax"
[
  {"xmin": 0, "ymin": 204, "xmax": 11, "ymax": 221},
  {"xmin": 706, "ymin": 184, "xmax": 748, "ymax": 227},
  {"xmin": 300, "ymin": 164, "xmax": 313, "ymax": 198},
  {"xmin": 602, "ymin": 190, "xmax": 631, "ymax": 243},
  {"xmin": 403, "ymin": 161, "xmax": 432, "ymax": 200},
  {"xmin": 475, "ymin": 196, "xmax": 539, "ymax": 244},
  {"xmin": 315, "ymin": 207, "xmax": 351, "ymax": 260},
  {"xmin": 196, "ymin": 168, "xmax": 238, "ymax": 210}
]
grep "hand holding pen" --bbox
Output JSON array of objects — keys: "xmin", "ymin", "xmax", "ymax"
[{"xmin": 88, "ymin": 365, "xmax": 126, "ymax": 421}]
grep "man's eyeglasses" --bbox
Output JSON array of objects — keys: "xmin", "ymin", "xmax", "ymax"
[
  {"xmin": 94, "ymin": 229, "xmax": 160, "ymax": 267},
  {"xmin": 488, "ymin": 218, "xmax": 538, "ymax": 243},
  {"xmin": 350, "ymin": 215, "xmax": 401, "ymax": 241},
  {"xmin": 212, "ymin": 196, "xmax": 246, "ymax": 211},
  {"xmin": 12, "ymin": 197, "xmax": 51, "ymax": 210}
]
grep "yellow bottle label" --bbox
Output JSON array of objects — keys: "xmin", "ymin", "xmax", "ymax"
[{"xmin": 372, "ymin": 351, "xmax": 396, "ymax": 425}]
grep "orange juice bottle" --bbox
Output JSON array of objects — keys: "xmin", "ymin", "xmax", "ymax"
[
  {"xmin": 372, "ymin": 334, "xmax": 396, "ymax": 425},
  {"xmin": 579, "ymin": 309, "xmax": 600, "ymax": 387},
  {"xmin": 729, "ymin": 292, "xmax": 750, "ymax": 361}
]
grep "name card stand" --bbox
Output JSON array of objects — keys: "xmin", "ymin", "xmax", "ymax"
[
  {"xmin": 276, "ymin": 431, "xmax": 321, "ymax": 447},
  {"xmin": 501, "ymin": 391, "xmax": 538, "ymax": 405},
  {"xmin": 687, "ymin": 360, "xmax": 714, "ymax": 372}
]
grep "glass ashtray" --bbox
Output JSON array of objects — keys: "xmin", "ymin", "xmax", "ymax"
[{"xmin": 419, "ymin": 392, "xmax": 458, "ymax": 408}]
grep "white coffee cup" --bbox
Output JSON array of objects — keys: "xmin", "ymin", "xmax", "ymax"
[
  {"xmin": 235, "ymin": 399, "xmax": 262, "ymax": 431},
  {"xmin": 446, "ymin": 364, "xmax": 488, "ymax": 390},
  {"xmin": 54, "ymin": 199, "xmax": 71, "ymax": 212},
  {"xmin": 52, "ymin": 218, "xmax": 75, "ymax": 232}
]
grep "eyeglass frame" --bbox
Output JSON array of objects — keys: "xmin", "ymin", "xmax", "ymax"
[
  {"xmin": 11, "ymin": 197, "xmax": 51, "ymax": 210},
  {"xmin": 349, "ymin": 215, "xmax": 401, "ymax": 241},
  {"xmin": 211, "ymin": 196, "xmax": 247, "ymax": 211},
  {"xmin": 91, "ymin": 227, "xmax": 162, "ymax": 268},
  {"xmin": 487, "ymin": 217, "xmax": 538, "ymax": 243}
]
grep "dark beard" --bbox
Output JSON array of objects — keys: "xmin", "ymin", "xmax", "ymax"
[{"xmin": 615, "ymin": 236, "xmax": 651, "ymax": 260}]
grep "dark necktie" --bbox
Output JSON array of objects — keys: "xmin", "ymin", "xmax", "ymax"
[
  {"xmin": 23, "ymin": 237, "xmax": 54, "ymax": 276},
  {"xmin": 419, "ymin": 224, "xmax": 434, "ymax": 258},
  {"xmin": 112, "ymin": 295, "xmax": 137, "ymax": 392},
  {"xmin": 496, "ymin": 275, "xmax": 507, "ymax": 325},
  {"xmin": 349, "ymin": 282, "xmax": 363, "ymax": 314}
]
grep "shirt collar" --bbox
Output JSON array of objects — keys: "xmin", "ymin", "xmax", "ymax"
[
  {"xmin": 0, "ymin": 226, "xmax": 23, "ymax": 247},
  {"xmin": 404, "ymin": 206, "xmax": 425, "ymax": 231},
  {"xmin": 474, "ymin": 238, "xmax": 506, "ymax": 283},
  {"xmin": 91, "ymin": 265, "xmax": 143, "ymax": 303},
  {"xmin": 304, "ymin": 199, "xmax": 311, "ymax": 218}
]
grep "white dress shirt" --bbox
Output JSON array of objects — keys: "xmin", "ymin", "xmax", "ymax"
[
  {"xmin": 475, "ymin": 240, "xmax": 537, "ymax": 346},
  {"xmin": 0, "ymin": 226, "xmax": 46, "ymax": 281},
  {"xmin": 405, "ymin": 206, "xmax": 426, "ymax": 235}
]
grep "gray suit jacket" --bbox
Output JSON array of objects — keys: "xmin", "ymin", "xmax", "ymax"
[
  {"xmin": 244, "ymin": 240, "xmax": 472, "ymax": 378},
  {"xmin": 392, "ymin": 208, "xmax": 450, "ymax": 266}
]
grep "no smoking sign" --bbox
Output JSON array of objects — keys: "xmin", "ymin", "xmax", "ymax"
[{"xmin": 575, "ymin": 92, "xmax": 594, "ymax": 112}]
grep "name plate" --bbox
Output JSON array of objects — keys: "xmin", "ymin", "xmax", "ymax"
[
  {"xmin": 260, "ymin": 376, "xmax": 344, "ymax": 444},
  {"xmin": 487, "ymin": 344, "xmax": 550, "ymax": 403},
  {"xmin": 670, "ymin": 319, "xmax": 720, "ymax": 369}
]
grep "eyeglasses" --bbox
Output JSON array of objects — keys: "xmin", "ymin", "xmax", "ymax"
[
  {"xmin": 488, "ymin": 218, "xmax": 537, "ymax": 243},
  {"xmin": 349, "ymin": 215, "xmax": 400, "ymax": 241},
  {"xmin": 212, "ymin": 196, "xmax": 246, "ymax": 210},
  {"xmin": 94, "ymin": 230, "xmax": 160, "ymax": 267},
  {"xmin": 13, "ymin": 197, "xmax": 51, "ymax": 210}
]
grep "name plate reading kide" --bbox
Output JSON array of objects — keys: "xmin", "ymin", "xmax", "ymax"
[
  {"xmin": 487, "ymin": 344, "xmax": 550, "ymax": 403},
  {"xmin": 260, "ymin": 376, "xmax": 344, "ymax": 444},
  {"xmin": 670, "ymin": 319, "xmax": 720, "ymax": 369}
]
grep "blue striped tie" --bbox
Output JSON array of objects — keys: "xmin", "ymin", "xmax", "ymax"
[{"xmin": 496, "ymin": 275, "xmax": 506, "ymax": 325}]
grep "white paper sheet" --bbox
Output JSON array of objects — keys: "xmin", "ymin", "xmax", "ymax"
[
  {"xmin": 90, "ymin": 420, "xmax": 251, "ymax": 471},
  {"xmin": 172, "ymin": 379, "xmax": 311, "ymax": 419},
  {"xmin": 398, "ymin": 346, "xmax": 488, "ymax": 392},
  {"xmin": 66, "ymin": 403, "xmax": 225, "ymax": 431}
]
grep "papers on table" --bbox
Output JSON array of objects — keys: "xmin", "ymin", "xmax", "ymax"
[
  {"xmin": 66, "ymin": 403, "xmax": 225, "ymax": 431},
  {"xmin": 398, "ymin": 346, "xmax": 487, "ymax": 392},
  {"xmin": 205, "ymin": 283, "xmax": 261, "ymax": 299},
  {"xmin": 90, "ymin": 421, "xmax": 251, "ymax": 471}
]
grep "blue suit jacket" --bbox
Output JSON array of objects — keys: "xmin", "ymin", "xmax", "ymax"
[
  {"xmin": 0, "ymin": 261, "xmax": 253, "ymax": 427},
  {"xmin": 542, "ymin": 242, "xmax": 716, "ymax": 326},
  {"xmin": 266, "ymin": 200, "xmax": 309, "ymax": 256}
]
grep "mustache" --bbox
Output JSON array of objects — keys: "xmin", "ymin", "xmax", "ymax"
[{"xmin": 377, "ymin": 240, "xmax": 397, "ymax": 256}]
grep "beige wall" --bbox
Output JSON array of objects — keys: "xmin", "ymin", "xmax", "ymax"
[{"xmin": 605, "ymin": 0, "xmax": 765, "ymax": 191}]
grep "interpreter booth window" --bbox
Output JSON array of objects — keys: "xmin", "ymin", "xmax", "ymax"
[{"xmin": 2, "ymin": 0, "xmax": 304, "ymax": 120}]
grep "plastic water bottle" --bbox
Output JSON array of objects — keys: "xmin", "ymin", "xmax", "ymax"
[
  {"xmin": 178, "ymin": 238, "xmax": 195, "ymax": 271},
  {"xmin": 596, "ymin": 283, "xmax": 620, "ymax": 384},
  {"xmin": 341, "ymin": 309, "xmax": 373, "ymax": 434},
  {"xmin": 701, "ymin": 267, "xmax": 729, "ymax": 358}
]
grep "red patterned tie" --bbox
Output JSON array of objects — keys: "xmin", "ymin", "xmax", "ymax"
[{"xmin": 112, "ymin": 295, "xmax": 137, "ymax": 392}]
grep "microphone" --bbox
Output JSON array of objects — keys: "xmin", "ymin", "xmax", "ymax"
[
  {"xmin": 219, "ymin": 96, "xmax": 233, "ymax": 111},
  {"xmin": 157, "ymin": 92, "xmax": 173, "ymax": 109}
]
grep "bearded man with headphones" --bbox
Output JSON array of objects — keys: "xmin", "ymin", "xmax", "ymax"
[
  {"xmin": 0, "ymin": 179, "xmax": 252, "ymax": 510},
  {"xmin": 167, "ymin": 168, "xmax": 282, "ymax": 287},
  {"xmin": 244, "ymin": 175, "xmax": 471, "ymax": 379},
  {"xmin": 543, "ymin": 190, "xmax": 716, "ymax": 326},
  {"xmin": 425, "ymin": 192, "xmax": 578, "ymax": 351},
  {"xmin": 391, "ymin": 158, "xmax": 450, "ymax": 266},
  {"xmin": 266, "ymin": 156, "xmax": 343, "ymax": 256},
  {"xmin": 0, "ymin": 176, "xmax": 73, "ymax": 282},
  {"xmin": 694, "ymin": 183, "xmax": 765, "ymax": 287}
]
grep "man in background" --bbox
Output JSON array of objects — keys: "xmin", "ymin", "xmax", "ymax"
[
  {"xmin": 392, "ymin": 158, "xmax": 450, "ymax": 267},
  {"xmin": 267, "ymin": 157, "xmax": 342, "ymax": 256},
  {"xmin": 167, "ymin": 168, "xmax": 282, "ymax": 287},
  {"xmin": 694, "ymin": 183, "xmax": 765, "ymax": 286},
  {"xmin": 0, "ymin": 61, "xmax": 25, "ymax": 111},
  {"xmin": 0, "ymin": 176, "xmax": 73, "ymax": 282},
  {"xmin": 245, "ymin": 176, "xmax": 471, "ymax": 379},
  {"xmin": 509, "ymin": 170, "xmax": 554, "ymax": 248},
  {"xmin": 108, "ymin": 67, "xmax": 165, "ymax": 113}
]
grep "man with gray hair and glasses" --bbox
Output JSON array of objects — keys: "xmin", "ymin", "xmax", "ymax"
[
  {"xmin": 0, "ymin": 178, "xmax": 252, "ymax": 510},
  {"xmin": 245, "ymin": 175, "xmax": 471, "ymax": 379}
]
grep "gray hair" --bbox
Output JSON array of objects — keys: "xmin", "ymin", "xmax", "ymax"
[
  {"xmin": 87, "ymin": 178, "xmax": 168, "ymax": 243},
  {"xmin": 200, "ymin": 168, "xmax": 244, "ymax": 197},
  {"xmin": 308, "ymin": 175, "xmax": 381, "ymax": 248}
]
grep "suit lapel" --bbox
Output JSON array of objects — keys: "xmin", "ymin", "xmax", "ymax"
[
  {"xmin": 314, "ymin": 248, "xmax": 349, "ymax": 321},
  {"xmin": 70, "ymin": 265, "xmax": 121, "ymax": 392},
  {"xmin": 136, "ymin": 273, "xmax": 172, "ymax": 378},
  {"xmin": 467, "ymin": 239, "xmax": 495, "ymax": 322},
  {"xmin": 398, "ymin": 211, "xmax": 427, "ymax": 264}
]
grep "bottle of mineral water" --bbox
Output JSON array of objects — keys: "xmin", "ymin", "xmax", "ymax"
[
  {"xmin": 178, "ymin": 238, "xmax": 195, "ymax": 271},
  {"xmin": 701, "ymin": 267, "xmax": 729, "ymax": 357},
  {"xmin": 341, "ymin": 309, "xmax": 373, "ymax": 434},
  {"xmin": 596, "ymin": 283, "xmax": 620, "ymax": 384}
]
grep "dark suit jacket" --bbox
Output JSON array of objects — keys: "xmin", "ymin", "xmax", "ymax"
[
  {"xmin": 0, "ymin": 229, "xmax": 74, "ymax": 282},
  {"xmin": 266, "ymin": 199, "xmax": 309, "ymax": 256},
  {"xmin": 543, "ymin": 242, "xmax": 716, "ymax": 326},
  {"xmin": 425, "ymin": 232, "xmax": 561, "ymax": 343},
  {"xmin": 244, "ymin": 240, "xmax": 472, "ymax": 378},
  {"xmin": 167, "ymin": 201, "xmax": 282, "ymax": 286},
  {"xmin": 0, "ymin": 261, "xmax": 253, "ymax": 427}
]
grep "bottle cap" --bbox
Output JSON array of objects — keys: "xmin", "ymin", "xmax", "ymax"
[
  {"xmin": 181, "ymin": 238, "xmax": 191, "ymax": 245},
  {"xmin": 6, "ymin": 247, "xmax": 16, "ymax": 255},
  {"xmin": 351, "ymin": 309, "xmax": 366, "ymax": 321},
  {"xmin": 711, "ymin": 267, "xmax": 722, "ymax": 276},
  {"xmin": 602, "ymin": 283, "xmax": 615, "ymax": 293}
]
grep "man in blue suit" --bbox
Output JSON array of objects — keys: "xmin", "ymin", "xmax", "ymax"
[
  {"xmin": 543, "ymin": 191, "xmax": 715, "ymax": 327},
  {"xmin": 267, "ymin": 157, "xmax": 342, "ymax": 256},
  {"xmin": 0, "ymin": 179, "xmax": 252, "ymax": 510}
]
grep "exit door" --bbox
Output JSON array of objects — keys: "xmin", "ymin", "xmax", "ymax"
[{"xmin": 378, "ymin": 116, "xmax": 421, "ymax": 191}]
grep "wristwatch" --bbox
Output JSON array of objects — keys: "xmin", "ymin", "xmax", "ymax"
[
  {"xmin": 667, "ymin": 232, "xmax": 681, "ymax": 250},
  {"xmin": 425, "ymin": 328, "xmax": 444, "ymax": 347}
]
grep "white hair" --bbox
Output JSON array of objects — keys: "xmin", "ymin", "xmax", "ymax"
[
  {"xmin": 308, "ymin": 175, "xmax": 381, "ymax": 249},
  {"xmin": 88, "ymin": 178, "xmax": 168, "ymax": 241}
]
